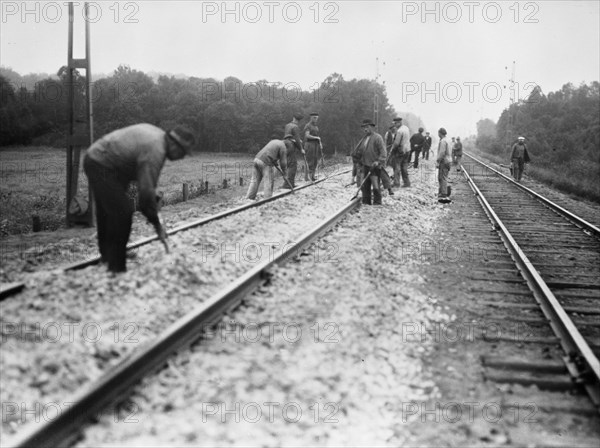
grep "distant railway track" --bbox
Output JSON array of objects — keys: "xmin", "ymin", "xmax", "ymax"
[
  {"xmin": 5, "ymin": 193, "xmax": 360, "ymax": 448},
  {"xmin": 0, "ymin": 168, "xmax": 350, "ymax": 301},
  {"xmin": 462, "ymin": 152, "xmax": 600, "ymax": 411}
]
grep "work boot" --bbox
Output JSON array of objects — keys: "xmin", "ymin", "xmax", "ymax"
[{"xmin": 388, "ymin": 189, "xmax": 394, "ymax": 196}]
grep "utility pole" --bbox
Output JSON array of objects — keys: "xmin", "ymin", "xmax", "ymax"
[
  {"xmin": 66, "ymin": 2, "xmax": 94, "ymax": 227},
  {"xmin": 374, "ymin": 57, "xmax": 380, "ymax": 131},
  {"xmin": 505, "ymin": 61, "xmax": 516, "ymax": 153}
]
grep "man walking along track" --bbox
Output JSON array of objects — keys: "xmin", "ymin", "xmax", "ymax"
[{"xmin": 84, "ymin": 123, "xmax": 196, "ymax": 273}]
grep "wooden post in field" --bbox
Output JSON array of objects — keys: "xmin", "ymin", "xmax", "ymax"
[
  {"xmin": 32, "ymin": 216, "xmax": 41, "ymax": 232},
  {"xmin": 223, "ymin": 179, "xmax": 228, "ymax": 189},
  {"xmin": 239, "ymin": 177, "xmax": 243, "ymax": 186},
  {"xmin": 182, "ymin": 183, "xmax": 189, "ymax": 201},
  {"xmin": 205, "ymin": 181, "xmax": 209, "ymax": 192}
]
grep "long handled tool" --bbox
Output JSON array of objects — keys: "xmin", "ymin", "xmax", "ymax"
[
  {"xmin": 301, "ymin": 151, "xmax": 311, "ymax": 182},
  {"xmin": 351, "ymin": 168, "xmax": 371, "ymax": 200},
  {"xmin": 274, "ymin": 164, "xmax": 295, "ymax": 193},
  {"xmin": 156, "ymin": 213, "xmax": 170, "ymax": 253}
]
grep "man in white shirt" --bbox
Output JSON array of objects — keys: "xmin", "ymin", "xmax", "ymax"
[
  {"xmin": 390, "ymin": 117, "xmax": 411, "ymax": 188},
  {"xmin": 436, "ymin": 127, "xmax": 452, "ymax": 203}
]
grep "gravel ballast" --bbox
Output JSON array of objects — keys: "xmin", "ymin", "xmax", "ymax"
[
  {"xmin": 1, "ymin": 173, "xmax": 357, "ymax": 439},
  {"xmin": 73, "ymin": 164, "xmax": 452, "ymax": 447}
]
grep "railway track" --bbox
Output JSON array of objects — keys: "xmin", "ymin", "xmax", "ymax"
[
  {"xmin": 0, "ymin": 168, "xmax": 350, "ymax": 300},
  {"xmin": 3, "ymin": 175, "xmax": 361, "ymax": 447},
  {"xmin": 460, "ymin": 153, "xmax": 600, "ymax": 411}
]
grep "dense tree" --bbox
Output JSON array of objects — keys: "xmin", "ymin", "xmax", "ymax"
[{"xmin": 0, "ymin": 67, "xmax": 425, "ymax": 157}]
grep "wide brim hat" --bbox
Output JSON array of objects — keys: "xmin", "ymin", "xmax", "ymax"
[
  {"xmin": 393, "ymin": 117, "xmax": 403, "ymax": 122},
  {"xmin": 168, "ymin": 127, "xmax": 196, "ymax": 154}
]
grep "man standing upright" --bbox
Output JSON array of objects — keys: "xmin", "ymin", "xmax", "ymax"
[
  {"xmin": 357, "ymin": 119, "xmax": 386, "ymax": 205},
  {"xmin": 510, "ymin": 136, "xmax": 531, "ymax": 182},
  {"xmin": 453, "ymin": 136, "xmax": 463, "ymax": 172},
  {"xmin": 390, "ymin": 117, "xmax": 411, "ymax": 188},
  {"xmin": 422, "ymin": 131, "xmax": 432, "ymax": 160},
  {"xmin": 84, "ymin": 124, "xmax": 196, "ymax": 273},
  {"xmin": 437, "ymin": 128, "xmax": 452, "ymax": 203},
  {"xmin": 410, "ymin": 127, "xmax": 425, "ymax": 168},
  {"xmin": 303, "ymin": 112, "xmax": 322, "ymax": 181},
  {"xmin": 281, "ymin": 113, "xmax": 305, "ymax": 188}
]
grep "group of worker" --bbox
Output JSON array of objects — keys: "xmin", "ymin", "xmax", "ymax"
[
  {"xmin": 245, "ymin": 112, "xmax": 323, "ymax": 201},
  {"xmin": 83, "ymin": 118, "xmax": 531, "ymax": 273}
]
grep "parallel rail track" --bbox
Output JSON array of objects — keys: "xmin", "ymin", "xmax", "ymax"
[
  {"xmin": 462, "ymin": 152, "xmax": 600, "ymax": 410},
  {"xmin": 6, "ymin": 196, "xmax": 360, "ymax": 448},
  {"xmin": 0, "ymin": 168, "xmax": 350, "ymax": 300}
]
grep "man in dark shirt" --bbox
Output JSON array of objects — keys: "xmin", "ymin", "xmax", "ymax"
[
  {"xmin": 83, "ymin": 124, "xmax": 196, "ymax": 272},
  {"xmin": 281, "ymin": 113, "xmax": 305, "ymax": 188},
  {"xmin": 303, "ymin": 113, "xmax": 322, "ymax": 181},
  {"xmin": 510, "ymin": 136, "xmax": 531, "ymax": 181},
  {"xmin": 422, "ymin": 131, "xmax": 432, "ymax": 160},
  {"xmin": 453, "ymin": 136, "xmax": 463, "ymax": 172},
  {"xmin": 409, "ymin": 127, "xmax": 425, "ymax": 169},
  {"xmin": 353, "ymin": 119, "xmax": 386, "ymax": 205}
]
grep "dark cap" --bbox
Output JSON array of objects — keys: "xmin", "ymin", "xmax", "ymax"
[
  {"xmin": 361, "ymin": 118, "xmax": 376, "ymax": 127},
  {"xmin": 418, "ymin": 127, "xmax": 424, "ymax": 133},
  {"xmin": 393, "ymin": 117, "xmax": 403, "ymax": 122},
  {"xmin": 293, "ymin": 113, "xmax": 304, "ymax": 120},
  {"xmin": 310, "ymin": 112, "xmax": 319, "ymax": 117},
  {"xmin": 438, "ymin": 127, "xmax": 447, "ymax": 136},
  {"xmin": 168, "ymin": 126, "xmax": 196, "ymax": 154}
]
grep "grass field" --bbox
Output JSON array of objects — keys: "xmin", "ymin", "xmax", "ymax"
[{"xmin": 0, "ymin": 147, "xmax": 261, "ymax": 236}]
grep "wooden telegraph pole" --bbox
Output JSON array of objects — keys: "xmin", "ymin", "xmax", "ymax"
[{"xmin": 66, "ymin": 2, "xmax": 94, "ymax": 227}]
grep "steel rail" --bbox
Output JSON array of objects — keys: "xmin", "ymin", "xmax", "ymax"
[
  {"xmin": 6, "ymin": 197, "xmax": 361, "ymax": 448},
  {"xmin": 0, "ymin": 168, "xmax": 351, "ymax": 300},
  {"xmin": 464, "ymin": 152, "xmax": 600, "ymax": 238},
  {"xmin": 462, "ymin": 166, "xmax": 600, "ymax": 410}
]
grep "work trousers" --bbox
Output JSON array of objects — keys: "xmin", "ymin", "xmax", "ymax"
[
  {"xmin": 392, "ymin": 152, "xmax": 410, "ymax": 187},
  {"xmin": 380, "ymin": 167, "xmax": 392, "ymax": 190},
  {"xmin": 83, "ymin": 155, "xmax": 133, "ymax": 273},
  {"xmin": 412, "ymin": 149, "xmax": 422, "ymax": 168},
  {"xmin": 361, "ymin": 166, "xmax": 382, "ymax": 205},
  {"xmin": 454, "ymin": 154, "xmax": 463, "ymax": 172},
  {"xmin": 512, "ymin": 157, "xmax": 524, "ymax": 181},
  {"xmin": 283, "ymin": 140, "xmax": 297, "ymax": 188},
  {"xmin": 246, "ymin": 159, "xmax": 274, "ymax": 199},
  {"xmin": 305, "ymin": 141, "xmax": 319, "ymax": 181},
  {"xmin": 422, "ymin": 148, "xmax": 430, "ymax": 160},
  {"xmin": 438, "ymin": 161, "xmax": 451, "ymax": 198}
]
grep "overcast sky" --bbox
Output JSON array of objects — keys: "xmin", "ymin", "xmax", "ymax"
[{"xmin": 2, "ymin": 1, "xmax": 599, "ymax": 137}]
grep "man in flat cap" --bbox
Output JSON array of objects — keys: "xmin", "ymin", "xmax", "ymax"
[
  {"xmin": 281, "ymin": 113, "xmax": 305, "ymax": 189},
  {"xmin": 246, "ymin": 139, "xmax": 288, "ymax": 200},
  {"xmin": 422, "ymin": 131, "xmax": 432, "ymax": 160},
  {"xmin": 510, "ymin": 136, "xmax": 531, "ymax": 182},
  {"xmin": 351, "ymin": 119, "xmax": 386, "ymax": 205},
  {"xmin": 390, "ymin": 117, "xmax": 411, "ymax": 187},
  {"xmin": 84, "ymin": 123, "xmax": 196, "ymax": 272},
  {"xmin": 436, "ymin": 127, "xmax": 452, "ymax": 203},
  {"xmin": 303, "ymin": 112, "xmax": 322, "ymax": 181}
]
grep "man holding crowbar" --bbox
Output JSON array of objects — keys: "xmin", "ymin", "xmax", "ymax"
[
  {"xmin": 84, "ymin": 124, "xmax": 195, "ymax": 273},
  {"xmin": 350, "ymin": 119, "xmax": 387, "ymax": 205}
]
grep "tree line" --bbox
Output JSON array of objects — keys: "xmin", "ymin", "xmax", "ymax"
[
  {"xmin": 475, "ymin": 81, "xmax": 600, "ymax": 201},
  {"xmin": 0, "ymin": 65, "xmax": 424, "ymax": 154}
]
